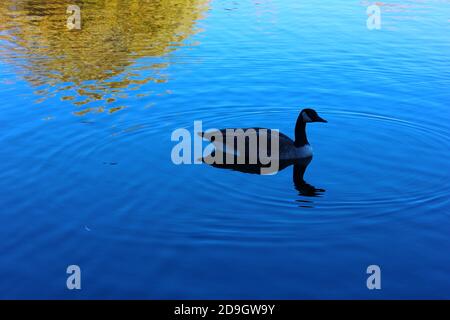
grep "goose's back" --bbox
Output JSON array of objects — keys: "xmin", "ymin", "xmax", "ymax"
[{"xmin": 201, "ymin": 128, "xmax": 310, "ymax": 160}]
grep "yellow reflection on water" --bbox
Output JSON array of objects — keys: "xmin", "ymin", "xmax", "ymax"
[{"xmin": 0, "ymin": 0, "xmax": 208, "ymax": 115}]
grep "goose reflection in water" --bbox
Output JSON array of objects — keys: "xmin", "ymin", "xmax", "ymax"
[{"xmin": 203, "ymin": 155, "xmax": 325, "ymax": 198}]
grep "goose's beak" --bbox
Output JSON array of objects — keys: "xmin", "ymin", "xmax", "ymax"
[{"xmin": 315, "ymin": 115, "xmax": 327, "ymax": 123}]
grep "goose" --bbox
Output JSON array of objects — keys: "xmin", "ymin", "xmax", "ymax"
[{"xmin": 200, "ymin": 108, "xmax": 327, "ymax": 161}]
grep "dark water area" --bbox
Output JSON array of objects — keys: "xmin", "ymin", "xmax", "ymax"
[{"xmin": 0, "ymin": 0, "xmax": 449, "ymax": 298}]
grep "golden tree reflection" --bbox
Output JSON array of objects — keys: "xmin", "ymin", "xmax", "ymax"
[{"xmin": 0, "ymin": 0, "xmax": 208, "ymax": 114}]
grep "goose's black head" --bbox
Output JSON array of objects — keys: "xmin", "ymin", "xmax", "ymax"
[
  {"xmin": 294, "ymin": 108, "xmax": 327, "ymax": 147},
  {"xmin": 300, "ymin": 108, "xmax": 327, "ymax": 123}
]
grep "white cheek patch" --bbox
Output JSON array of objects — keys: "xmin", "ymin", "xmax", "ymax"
[
  {"xmin": 298, "ymin": 145, "xmax": 313, "ymax": 157},
  {"xmin": 302, "ymin": 112, "xmax": 313, "ymax": 122}
]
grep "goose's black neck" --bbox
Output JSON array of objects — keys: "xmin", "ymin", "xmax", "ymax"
[{"xmin": 294, "ymin": 116, "xmax": 308, "ymax": 147}]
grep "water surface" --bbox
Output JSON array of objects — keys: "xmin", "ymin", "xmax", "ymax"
[{"xmin": 0, "ymin": 0, "xmax": 449, "ymax": 298}]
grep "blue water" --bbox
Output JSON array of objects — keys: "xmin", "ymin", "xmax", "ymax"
[{"xmin": 1, "ymin": 0, "xmax": 450, "ymax": 299}]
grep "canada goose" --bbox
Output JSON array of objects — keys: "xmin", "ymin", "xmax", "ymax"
[{"xmin": 200, "ymin": 108, "xmax": 327, "ymax": 160}]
